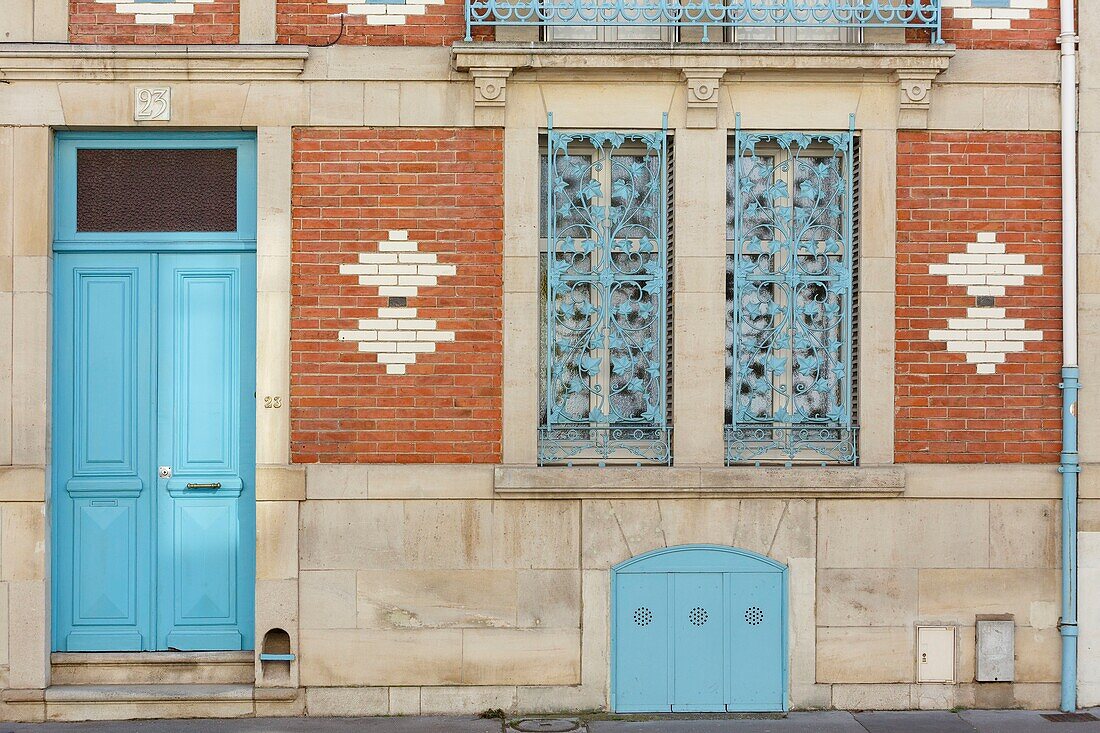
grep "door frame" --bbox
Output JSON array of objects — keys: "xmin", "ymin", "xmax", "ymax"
[
  {"xmin": 609, "ymin": 544, "xmax": 790, "ymax": 713},
  {"xmin": 50, "ymin": 130, "xmax": 259, "ymax": 653}
]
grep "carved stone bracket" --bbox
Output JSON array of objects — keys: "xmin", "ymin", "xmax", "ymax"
[
  {"xmin": 894, "ymin": 68, "xmax": 941, "ymax": 130},
  {"xmin": 681, "ymin": 67, "xmax": 726, "ymax": 129},
  {"xmin": 470, "ymin": 66, "xmax": 512, "ymax": 126}
]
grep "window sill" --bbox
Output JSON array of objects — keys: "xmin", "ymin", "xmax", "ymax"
[{"xmin": 494, "ymin": 464, "xmax": 905, "ymax": 498}]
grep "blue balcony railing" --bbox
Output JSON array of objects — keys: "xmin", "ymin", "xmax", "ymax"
[{"xmin": 464, "ymin": 0, "xmax": 941, "ymax": 43}]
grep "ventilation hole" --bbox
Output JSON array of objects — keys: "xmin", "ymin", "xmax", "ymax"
[
  {"xmin": 689, "ymin": 607, "xmax": 708, "ymax": 626},
  {"xmin": 633, "ymin": 607, "xmax": 652, "ymax": 627},
  {"xmin": 745, "ymin": 606, "xmax": 764, "ymax": 626}
]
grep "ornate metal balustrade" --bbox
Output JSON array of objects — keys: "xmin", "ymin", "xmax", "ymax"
[
  {"xmin": 540, "ymin": 117, "xmax": 672, "ymax": 465},
  {"xmin": 465, "ymin": 0, "xmax": 941, "ymax": 42},
  {"xmin": 725, "ymin": 116, "xmax": 858, "ymax": 466}
]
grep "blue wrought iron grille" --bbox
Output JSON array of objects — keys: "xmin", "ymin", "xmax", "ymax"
[
  {"xmin": 540, "ymin": 118, "xmax": 672, "ymax": 466},
  {"xmin": 725, "ymin": 116, "xmax": 858, "ymax": 466},
  {"xmin": 465, "ymin": 0, "xmax": 941, "ymax": 43}
]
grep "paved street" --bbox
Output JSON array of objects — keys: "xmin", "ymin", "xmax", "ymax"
[{"xmin": 4, "ymin": 711, "xmax": 1100, "ymax": 733}]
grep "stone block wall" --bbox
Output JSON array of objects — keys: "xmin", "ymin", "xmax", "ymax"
[
  {"xmin": 895, "ymin": 130, "xmax": 1062, "ymax": 464},
  {"xmin": 818, "ymin": 498, "xmax": 1060, "ymax": 710},
  {"xmin": 69, "ymin": 0, "xmax": 240, "ymax": 43},
  {"xmin": 290, "ymin": 127, "xmax": 504, "ymax": 464}
]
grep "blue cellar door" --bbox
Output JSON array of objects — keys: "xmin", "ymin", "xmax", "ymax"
[
  {"xmin": 53, "ymin": 254, "xmax": 156, "ymax": 651},
  {"xmin": 613, "ymin": 573, "xmax": 670, "ymax": 712},
  {"xmin": 728, "ymin": 572, "xmax": 785, "ymax": 711},
  {"xmin": 156, "ymin": 253, "xmax": 256, "ymax": 651},
  {"xmin": 672, "ymin": 573, "xmax": 726, "ymax": 712}
]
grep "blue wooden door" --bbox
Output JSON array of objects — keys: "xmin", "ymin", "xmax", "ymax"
[
  {"xmin": 156, "ymin": 253, "xmax": 255, "ymax": 651},
  {"xmin": 53, "ymin": 253, "xmax": 255, "ymax": 652},
  {"xmin": 612, "ymin": 546, "xmax": 787, "ymax": 713},
  {"xmin": 53, "ymin": 254, "xmax": 156, "ymax": 651}
]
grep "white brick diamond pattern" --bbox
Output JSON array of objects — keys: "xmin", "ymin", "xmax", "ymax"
[
  {"xmin": 927, "ymin": 232, "xmax": 1043, "ymax": 375},
  {"xmin": 338, "ymin": 230, "xmax": 456, "ymax": 375},
  {"xmin": 95, "ymin": 0, "xmax": 214, "ymax": 24},
  {"xmin": 327, "ymin": 0, "xmax": 443, "ymax": 26},
  {"xmin": 941, "ymin": 0, "xmax": 1047, "ymax": 31}
]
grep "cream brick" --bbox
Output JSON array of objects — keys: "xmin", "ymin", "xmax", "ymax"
[
  {"xmin": 2, "ymin": 503, "xmax": 44, "ymax": 582},
  {"xmin": 304, "ymin": 687, "xmax": 388, "ymax": 717},
  {"xmin": 917, "ymin": 569, "xmax": 1058, "ymax": 624},
  {"xmin": 817, "ymin": 627, "xmax": 914, "ymax": 683},
  {"xmin": 403, "ymin": 501, "xmax": 493, "ymax": 569},
  {"xmin": 989, "ymin": 501, "xmax": 1059, "ymax": 568},
  {"xmin": 493, "ymin": 501, "xmax": 579, "ymax": 569},
  {"xmin": 419, "ymin": 686, "xmax": 517, "ymax": 715},
  {"xmin": 257, "ymin": 501, "xmax": 298, "ymax": 580},
  {"xmin": 460, "ymin": 628, "xmax": 580, "ymax": 685},
  {"xmin": 300, "ymin": 570, "xmax": 357, "ymax": 630},
  {"xmin": 516, "ymin": 569, "xmax": 581, "ymax": 629},
  {"xmin": 818, "ymin": 569, "xmax": 918, "ymax": 627},
  {"xmin": 819, "ymin": 500, "xmax": 990, "ymax": 569},
  {"xmin": 388, "ymin": 687, "xmax": 421, "ymax": 715},
  {"xmin": 356, "ymin": 569, "xmax": 517, "ymax": 629},
  {"xmin": 299, "ymin": 501, "xmax": 404, "ymax": 570},
  {"xmin": 300, "ymin": 629, "xmax": 463, "ymax": 686}
]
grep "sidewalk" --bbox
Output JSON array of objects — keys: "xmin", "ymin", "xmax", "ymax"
[{"xmin": 4, "ymin": 711, "xmax": 1100, "ymax": 733}]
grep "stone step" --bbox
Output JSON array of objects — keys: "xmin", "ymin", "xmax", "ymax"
[
  {"xmin": 43, "ymin": 683, "xmax": 259, "ymax": 721},
  {"xmin": 50, "ymin": 651, "xmax": 255, "ymax": 685}
]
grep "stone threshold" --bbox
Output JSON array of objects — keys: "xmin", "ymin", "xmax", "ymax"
[{"xmin": 494, "ymin": 465, "xmax": 905, "ymax": 498}]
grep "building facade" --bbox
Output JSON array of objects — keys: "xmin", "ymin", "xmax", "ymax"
[{"xmin": 0, "ymin": 0, "xmax": 1097, "ymax": 721}]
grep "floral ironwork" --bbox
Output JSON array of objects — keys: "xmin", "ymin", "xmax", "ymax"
[
  {"xmin": 725, "ymin": 115, "xmax": 857, "ymax": 465},
  {"xmin": 466, "ymin": 0, "xmax": 942, "ymax": 43},
  {"xmin": 540, "ymin": 117, "xmax": 671, "ymax": 465}
]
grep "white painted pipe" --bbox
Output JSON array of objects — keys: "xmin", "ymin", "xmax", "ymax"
[
  {"xmin": 1062, "ymin": 1, "xmax": 1078, "ymax": 368},
  {"xmin": 1058, "ymin": 0, "xmax": 1079, "ymax": 714}
]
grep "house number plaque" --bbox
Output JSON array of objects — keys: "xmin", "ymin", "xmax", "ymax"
[{"xmin": 134, "ymin": 87, "xmax": 171, "ymax": 122}]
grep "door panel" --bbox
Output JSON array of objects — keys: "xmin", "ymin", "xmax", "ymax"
[
  {"xmin": 156, "ymin": 253, "xmax": 255, "ymax": 651},
  {"xmin": 728, "ymin": 572, "xmax": 785, "ymax": 711},
  {"xmin": 614, "ymin": 573, "xmax": 670, "ymax": 712},
  {"xmin": 53, "ymin": 254, "xmax": 154, "ymax": 651},
  {"xmin": 672, "ymin": 573, "xmax": 725, "ymax": 712}
]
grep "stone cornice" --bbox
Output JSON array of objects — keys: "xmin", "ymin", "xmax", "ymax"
[
  {"xmin": 0, "ymin": 44, "xmax": 309, "ymax": 81},
  {"xmin": 453, "ymin": 41, "xmax": 954, "ymax": 78}
]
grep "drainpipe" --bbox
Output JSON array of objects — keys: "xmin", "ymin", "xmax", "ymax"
[{"xmin": 1058, "ymin": 0, "xmax": 1080, "ymax": 714}]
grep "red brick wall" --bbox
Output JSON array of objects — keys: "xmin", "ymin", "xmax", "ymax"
[
  {"xmin": 276, "ymin": 0, "xmax": 483, "ymax": 46},
  {"xmin": 907, "ymin": 0, "xmax": 1063, "ymax": 50},
  {"xmin": 291, "ymin": 128, "xmax": 504, "ymax": 464},
  {"xmin": 895, "ymin": 131, "xmax": 1062, "ymax": 464},
  {"xmin": 70, "ymin": 0, "xmax": 239, "ymax": 43}
]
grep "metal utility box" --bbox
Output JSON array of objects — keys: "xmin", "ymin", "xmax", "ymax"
[
  {"xmin": 976, "ymin": 617, "xmax": 1015, "ymax": 682},
  {"xmin": 917, "ymin": 626, "xmax": 956, "ymax": 683}
]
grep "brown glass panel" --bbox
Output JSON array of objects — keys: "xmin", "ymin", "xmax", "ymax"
[{"xmin": 76, "ymin": 148, "xmax": 238, "ymax": 232}]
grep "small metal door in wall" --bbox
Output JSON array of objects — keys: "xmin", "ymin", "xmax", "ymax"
[{"xmin": 612, "ymin": 545, "xmax": 787, "ymax": 713}]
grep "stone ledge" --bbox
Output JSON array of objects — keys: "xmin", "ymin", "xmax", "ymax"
[
  {"xmin": 453, "ymin": 41, "xmax": 953, "ymax": 77},
  {"xmin": 0, "ymin": 44, "xmax": 309, "ymax": 81},
  {"xmin": 494, "ymin": 465, "xmax": 905, "ymax": 498}
]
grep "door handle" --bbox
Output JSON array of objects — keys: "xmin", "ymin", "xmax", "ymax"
[{"xmin": 185, "ymin": 482, "xmax": 222, "ymax": 489}]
